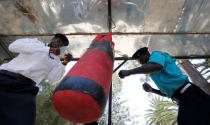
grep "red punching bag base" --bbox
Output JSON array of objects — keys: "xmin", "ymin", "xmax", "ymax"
[{"xmin": 53, "ymin": 90, "xmax": 101, "ymax": 123}]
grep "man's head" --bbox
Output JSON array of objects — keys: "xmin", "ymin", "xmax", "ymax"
[
  {"xmin": 132, "ymin": 47, "xmax": 150, "ymax": 64},
  {"xmin": 49, "ymin": 34, "xmax": 69, "ymax": 56}
]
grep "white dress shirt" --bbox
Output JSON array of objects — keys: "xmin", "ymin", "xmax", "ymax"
[{"xmin": 0, "ymin": 38, "xmax": 65, "ymax": 85}]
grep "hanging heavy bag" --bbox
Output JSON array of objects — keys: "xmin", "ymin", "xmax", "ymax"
[{"xmin": 53, "ymin": 32, "xmax": 114, "ymax": 123}]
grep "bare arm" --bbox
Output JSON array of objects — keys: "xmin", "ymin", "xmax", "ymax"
[
  {"xmin": 119, "ymin": 63, "xmax": 163, "ymax": 78},
  {"xmin": 128, "ymin": 63, "xmax": 163, "ymax": 74},
  {"xmin": 143, "ymin": 83, "xmax": 166, "ymax": 97},
  {"xmin": 151, "ymin": 89, "xmax": 166, "ymax": 97}
]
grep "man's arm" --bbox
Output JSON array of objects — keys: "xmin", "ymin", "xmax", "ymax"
[
  {"xmin": 9, "ymin": 38, "xmax": 49, "ymax": 54},
  {"xmin": 47, "ymin": 63, "xmax": 66, "ymax": 85},
  {"xmin": 150, "ymin": 89, "xmax": 167, "ymax": 97},
  {"xmin": 143, "ymin": 83, "xmax": 166, "ymax": 97},
  {"xmin": 119, "ymin": 63, "xmax": 163, "ymax": 78}
]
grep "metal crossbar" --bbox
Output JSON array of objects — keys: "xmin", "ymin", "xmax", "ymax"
[
  {"xmin": 1, "ymin": 32, "xmax": 210, "ymax": 37},
  {"xmin": 64, "ymin": 56, "xmax": 210, "ymax": 61}
]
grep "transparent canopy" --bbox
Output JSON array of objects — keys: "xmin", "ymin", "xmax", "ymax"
[{"xmin": 0, "ymin": 0, "xmax": 209, "ymax": 59}]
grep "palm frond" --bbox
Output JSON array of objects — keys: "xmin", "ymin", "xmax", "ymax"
[{"xmin": 145, "ymin": 95, "xmax": 178, "ymax": 125}]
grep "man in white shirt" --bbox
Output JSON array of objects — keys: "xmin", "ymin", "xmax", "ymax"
[{"xmin": 0, "ymin": 34, "xmax": 71, "ymax": 125}]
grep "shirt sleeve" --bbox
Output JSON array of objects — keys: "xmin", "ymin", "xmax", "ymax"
[
  {"xmin": 9, "ymin": 38, "xmax": 49, "ymax": 54},
  {"xmin": 47, "ymin": 63, "xmax": 66, "ymax": 85},
  {"xmin": 148, "ymin": 51, "xmax": 165, "ymax": 67}
]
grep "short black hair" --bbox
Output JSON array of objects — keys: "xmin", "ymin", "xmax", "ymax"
[
  {"xmin": 132, "ymin": 47, "xmax": 149, "ymax": 59},
  {"xmin": 54, "ymin": 33, "xmax": 69, "ymax": 46}
]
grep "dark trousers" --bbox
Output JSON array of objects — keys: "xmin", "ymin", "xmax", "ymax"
[
  {"xmin": 173, "ymin": 83, "xmax": 210, "ymax": 125},
  {"xmin": 0, "ymin": 70, "xmax": 39, "ymax": 125},
  {"xmin": 84, "ymin": 121, "xmax": 98, "ymax": 125}
]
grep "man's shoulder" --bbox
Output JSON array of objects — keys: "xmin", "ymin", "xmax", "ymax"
[
  {"xmin": 151, "ymin": 51, "xmax": 164, "ymax": 55},
  {"xmin": 30, "ymin": 38, "xmax": 44, "ymax": 44},
  {"xmin": 14, "ymin": 38, "xmax": 44, "ymax": 44},
  {"xmin": 150, "ymin": 51, "xmax": 174, "ymax": 61},
  {"xmin": 152, "ymin": 51, "xmax": 171, "ymax": 56},
  {"xmin": 28, "ymin": 38, "xmax": 47, "ymax": 47}
]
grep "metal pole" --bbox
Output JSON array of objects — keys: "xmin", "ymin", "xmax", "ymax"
[
  {"xmin": 0, "ymin": 39, "xmax": 15, "ymax": 58},
  {"xmin": 107, "ymin": 0, "xmax": 112, "ymax": 124},
  {"xmin": 108, "ymin": 59, "xmax": 128, "ymax": 125},
  {"xmin": 108, "ymin": 83, "xmax": 112, "ymax": 125},
  {"xmin": 1, "ymin": 32, "xmax": 210, "ymax": 37}
]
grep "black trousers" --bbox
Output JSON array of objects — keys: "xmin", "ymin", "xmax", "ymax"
[
  {"xmin": 0, "ymin": 70, "xmax": 39, "ymax": 125},
  {"xmin": 173, "ymin": 83, "xmax": 210, "ymax": 125},
  {"xmin": 84, "ymin": 121, "xmax": 98, "ymax": 125}
]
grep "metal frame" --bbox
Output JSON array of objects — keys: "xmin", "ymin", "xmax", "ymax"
[
  {"xmin": 0, "ymin": 39, "xmax": 15, "ymax": 59},
  {"xmin": 3, "ymin": 55, "xmax": 210, "ymax": 62},
  {"xmin": 64, "ymin": 55, "xmax": 210, "ymax": 61},
  {"xmin": 107, "ymin": 0, "xmax": 112, "ymax": 124},
  {"xmin": 108, "ymin": 60, "xmax": 128, "ymax": 125},
  {"xmin": 1, "ymin": 32, "xmax": 210, "ymax": 37},
  {"xmin": 0, "ymin": 1, "xmax": 209, "ymax": 125},
  {"xmin": 0, "ymin": 0, "xmax": 210, "ymax": 60}
]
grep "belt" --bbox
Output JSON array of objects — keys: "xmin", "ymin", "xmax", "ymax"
[
  {"xmin": 172, "ymin": 82, "xmax": 192, "ymax": 104},
  {"xmin": 180, "ymin": 83, "xmax": 191, "ymax": 94}
]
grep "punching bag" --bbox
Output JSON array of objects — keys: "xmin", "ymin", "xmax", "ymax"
[{"xmin": 53, "ymin": 32, "xmax": 114, "ymax": 123}]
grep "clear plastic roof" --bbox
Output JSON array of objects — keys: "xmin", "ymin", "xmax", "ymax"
[{"xmin": 0, "ymin": 0, "xmax": 210, "ymax": 59}]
